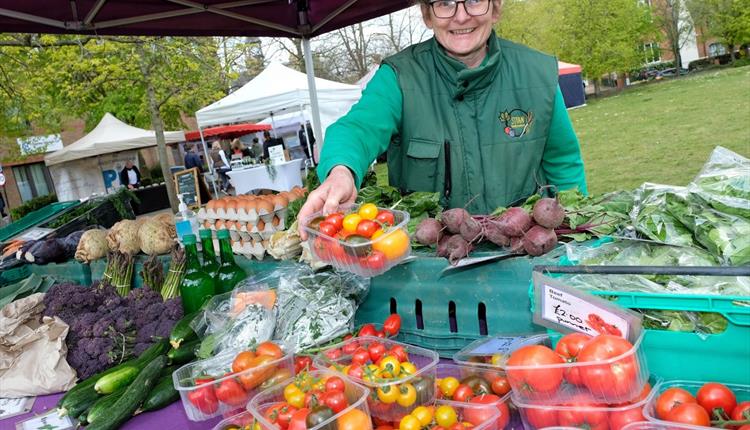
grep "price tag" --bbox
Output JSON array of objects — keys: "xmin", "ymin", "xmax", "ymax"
[
  {"xmin": 15, "ymin": 409, "xmax": 75, "ymax": 430},
  {"xmin": 532, "ymin": 272, "xmax": 642, "ymax": 342},
  {"xmin": 0, "ymin": 396, "xmax": 34, "ymax": 420},
  {"xmin": 19, "ymin": 228, "xmax": 52, "ymax": 241},
  {"xmin": 468, "ymin": 336, "xmax": 520, "ymax": 355}
]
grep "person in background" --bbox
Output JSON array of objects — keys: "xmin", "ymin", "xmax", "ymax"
[
  {"xmin": 262, "ymin": 130, "xmax": 286, "ymax": 160},
  {"xmin": 119, "ymin": 160, "xmax": 141, "ymax": 189},
  {"xmin": 0, "ymin": 189, "xmax": 7, "ymax": 218},
  {"xmin": 298, "ymin": 0, "xmax": 586, "ymax": 238},
  {"xmin": 183, "ymin": 143, "xmax": 212, "ymax": 202},
  {"xmin": 210, "ymin": 141, "xmax": 231, "ymax": 192},
  {"xmin": 251, "ymin": 137, "xmax": 262, "ymax": 158},
  {"xmin": 298, "ymin": 122, "xmax": 316, "ymax": 161},
  {"xmin": 230, "ymin": 138, "xmax": 253, "ymax": 159}
]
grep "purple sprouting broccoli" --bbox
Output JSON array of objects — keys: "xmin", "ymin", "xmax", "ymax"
[{"xmin": 163, "ymin": 297, "xmax": 184, "ymax": 320}]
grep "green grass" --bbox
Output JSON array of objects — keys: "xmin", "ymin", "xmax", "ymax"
[
  {"xmin": 571, "ymin": 66, "xmax": 750, "ymax": 195},
  {"xmin": 373, "ymin": 66, "xmax": 750, "ymax": 196}
]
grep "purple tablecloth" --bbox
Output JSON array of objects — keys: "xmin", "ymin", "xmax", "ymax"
[{"xmin": 0, "ymin": 392, "xmax": 220, "ymax": 430}]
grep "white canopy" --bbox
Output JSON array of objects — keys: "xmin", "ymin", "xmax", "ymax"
[
  {"xmin": 45, "ymin": 112, "xmax": 185, "ymax": 166},
  {"xmin": 195, "ymin": 62, "xmax": 361, "ymax": 131}
]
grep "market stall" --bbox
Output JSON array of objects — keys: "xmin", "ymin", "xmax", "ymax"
[{"xmin": 225, "ymin": 159, "xmax": 304, "ymax": 195}]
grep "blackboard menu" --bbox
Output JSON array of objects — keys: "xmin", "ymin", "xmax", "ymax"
[{"xmin": 174, "ymin": 168, "xmax": 200, "ymax": 207}]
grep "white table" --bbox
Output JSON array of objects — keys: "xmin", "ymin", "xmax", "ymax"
[{"xmin": 226, "ymin": 159, "xmax": 303, "ymax": 194}]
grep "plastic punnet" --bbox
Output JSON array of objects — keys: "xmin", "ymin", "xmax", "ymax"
[
  {"xmin": 503, "ymin": 333, "xmax": 649, "ymax": 404},
  {"xmin": 453, "ymin": 334, "xmax": 549, "ymax": 370},
  {"xmin": 173, "ymin": 343, "xmax": 294, "ymax": 421},
  {"xmin": 513, "ymin": 383, "xmax": 656, "ymax": 430},
  {"xmin": 436, "ymin": 363, "xmax": 515, "ymax": 430},
  {"xmin": 244, "ymin": 369, "xmax": 373, "ymax": 430},
  {"xmin": 622, "ymin": 422, "xmax": 707, "ymax": 430},
  {"xmin": 431, "ymin": 399, "xmax": 503, "ymax": 430},
  {"xmin": 313, "ymin": 336, "xmax": 439, "ymax": 421},
  {"xmin": 643, "ymin": 380, "xmax": 750, "ymax": 430},
  {"xmin": 302, "ymin": 204, "xmax": 411, "ymax": 277}
]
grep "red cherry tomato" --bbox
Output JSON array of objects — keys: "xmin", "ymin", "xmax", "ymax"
[
  {"xmin": 361, "ymin": 250, "xmax": 386, "ymax": 271},
  {"xmin": 732, "ymin": 401, "xmax": 750, "ymax": 422},
  {"xmin": 666, "ymin": 402, "xmax": 711, "ymax": 427},
  {"xmin": 351, "ymin": 348, "xmax": 370, "ymax": 365},
  {"xmin": 288, "ymin": 408, "xmax": 310, "ymax": 430},
  {"xmin": 295, "ymin": 356, "xmax": 313, "ymax": 374},
  {"xmin": 318, "ymin": 221, "xmax": 338, "ymax": 237},
  {"xmin": 697, "ymin": 382, "xmax": 737, "ymax": 418},
  {"xmin": 324, "ymin": 213, "xmax": 344, "ymax": 231},
  {"xmin": 376, "ymin": 210, "xmax": 396, "ymax": 226},
  {"xmin": 453, "ymin": 384, "xmax": 474, "ymax": 402},
  {"xmin": 324, "ymin": 348, "xmax": 342, "ymax": 360},
  {"xmin": 358, "ymin": 323, "xmax": 378, "ymax": 337},
  {"xmin": 467, "ymin": 394, "xmax": 510, "ymax": 429},
  {"xmin": 323, "ymin": 390, "xmax": 349, "ymax": 414},
  {"xmin": 368, "ymin": 342, "xmax": 387, "ymax": 362},
  {"xmin": 383, "ymin": 314, "xmax": 402, "ymax": 336},
  {"xmin": 609, "ymin": 406, "xmax": 645, "ymax": 430},
  {"xmin": 656, "ymin": 388, "xmax": 697, "ymax": 419},
  {"xmin": 356, "ymin": 219, "xmax": 380, "ymax": 238},
  {"xmin": 342, "ymin": 339, "xmax": 359, "ymax": 355},
  {"xmin": 388, "ymin": 345, "xmax": 408, "ymax": 362},
  {"xmin": 325, "ymin": 376, "xmax": 346, "ymax": 393}
]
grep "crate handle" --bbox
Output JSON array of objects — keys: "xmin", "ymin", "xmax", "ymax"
[{"xmin": 533, "ymin": 265, "xmax": 750, "ymax": 277}]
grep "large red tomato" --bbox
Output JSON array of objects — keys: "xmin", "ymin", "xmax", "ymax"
[
  {"xmin": 732, "ymin": 401, "xmax": 750, "ymax": 422},
  {"xmin": 577, "ymin": 335, "xmax": 638, "ymax": 399},
  {"xmin": 554, "ymin": 333, "xmax": 591, "ymax": 386},
  {"xmin": 524, "ymin": 406, "xmax": 558, "ymax": 429},
  {"xmin": 557, "ymin": 396, "xmax": 609, "ymax": 430},
  {"xmin": 609, "ymin": 406, "xmax": 645, "ymax": 430},
  {"xmin": 465, "ymin": 394, "xmax": 510, "ymax": 429},
  {"xmin": 666, "ymin": 402, "xmax": 711, "ymax": 427},
  {"xmin": 697, "ymin": 382, "xmax": 737, "ymax": 418},
  {"xmin": 655, "ymin": 388, "xmax": 697, "ymax": 419},
  {"xmin": 506, "ymin": 345, "xmax": 565, "ymax": 396}
]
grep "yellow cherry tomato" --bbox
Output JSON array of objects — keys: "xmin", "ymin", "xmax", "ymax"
[
  {"xmin": 342, "ymin": 213, "xmax": 362, "ymax": 233},
  {"xmin": 397, "ymin": 383, "xmax": 417, "ymax": 407},
  {"xmin": 286, "ymin": 389, "xmax": 305, "ymax": 409},
  {"xmin": 283, "ymin": 383, "xmax": 301, "ymax": 401},
  {"xmin": 400, "ymin": 362, "xmax": 417, "ymax": 376},
  {"xmin": 439, "ymin": 376, "xmax": 460, "ymax": 397},
  {"xmin": 377, "ymin": 385, "xmax": 399, "ymax": 404},
  {"xmin": 400, "ymin": 415, "xmax": 422, "ymax": 430},
  {"xmin": 411, "ymin": 405, "xmax": 434, "ymax": 426},
  {"xmin": 435, "ymin": 405, "xmax": 458, "ymax": 427},
  {"xmin": 372, "ymin": 228, "xmax": 410, "ymax": 260},
  {"xmin": 379, "ymin": 356, "xmax": 401, "ymax": 377},
  {"xmin": 371, "ymin": 228, "xmax": 384, "ymax": 240},
  {"xmin": 358, "ymin": 203, "xmax": 379, "ymax": 220}
]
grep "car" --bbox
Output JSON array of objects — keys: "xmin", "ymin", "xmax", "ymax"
[{"xmin": 656, "ymin": 67, "xmax": 689, "ymax": 78}]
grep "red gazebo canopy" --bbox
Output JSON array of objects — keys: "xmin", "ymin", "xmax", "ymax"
[{"xmin": 184, "ymin": 123, "xmax": 271, "ymax": 141}]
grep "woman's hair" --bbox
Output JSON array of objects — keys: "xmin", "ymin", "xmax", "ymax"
[{"xmin": 211, "ymin": 141, "xmax": 221, "ymax": 150}]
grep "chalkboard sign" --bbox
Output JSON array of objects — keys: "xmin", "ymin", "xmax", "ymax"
[{"xmin": 174, "ymin": 168, "xmax": 201, "ymax": 208}]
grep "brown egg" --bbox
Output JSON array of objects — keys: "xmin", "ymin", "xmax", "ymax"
[
  {"xmin": 286, "ymin": 192, "xmax": 299, "ymax": 203},
  {"xmin": 225, "ymin": 199, "xmax": 238, "ymax": 211},
  {"xmin": 215, "ymin": 220, "xmax": 225, "ymax": 230},
  {"xmin": 272, "ymin": 216, "xmax": 280, "ymax": 227},
  {"xmin": 203, "ymin": 220, "xmax": 212, "ymax": 229},
  {"xmin": 256, "ymin": 219, "xmax": 265, "ymax": 231},
  {"xmin": 206, "ymin": 200, "xmax": 216, "ymax": 210},
  {"xmin": 214, "ymin": 199, "xmax": 227, "ymax": 211},
  {"xmin": 256, "ymin": 199, "xmax": 274, "ymax": 214},
  {"xmin": 224, "ymin": 220, "xmax": 235, "ymax": 230},
  {"xmin": 243, "ymin": 199, "xmax": 258, "ymax": 213},
  {"xmin": 272, "ymin": 194, "xmax": 288, "ymax": 208}
]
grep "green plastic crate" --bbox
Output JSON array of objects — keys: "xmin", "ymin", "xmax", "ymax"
[
  {"xmin": 28, "ymin": 260, "xmax": 92, "ymax": 285},
  {"xmin": 0, "ymin": 264, "xmax": 30, "ymax": 286},
  {"xmin": 355, "ymin": 253, "xmax": 551, "ymax": 358},
  {"xmin": 0, "ymin": 201, "xmax": 80, "ymax": 242}
]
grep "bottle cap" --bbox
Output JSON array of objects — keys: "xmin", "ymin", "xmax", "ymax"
[
  {"xmin": 216, "ymin": 229, "xmax": 230, "ymax": 239},
  {"xmin": 183, "ymin": 234, "xmax": 197, "ymax": 245},
  {"xmin": 198, "ymin": 229, "xmax": 213, "ymax": 239}
]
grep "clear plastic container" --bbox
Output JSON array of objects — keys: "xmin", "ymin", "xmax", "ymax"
[
  {"xmin": 431, "ymin": 399, "xmax": 503, "ymax": 430},
  {"xmin": 242, "ymin": 369, "xmax": 373, "ymax": 430},
  {"xmin": 453, "ymin": 334, "xmax": 550, "ymax": 369},
  {"xmin": 302, "ymin": 204, "xmax": 411, "ymax": 277},
  {"xmin": 622, "ymin": 423, "xmax": 703, "ymax": 430},
  {"xmin": 313, "ymin": 336, "xmax": 439, "ymax": 421},
  {"xmin": 513, "ymin": 383, "xmax": 656, "ymax": 430},
  {"xmin": 503, "ymin": 333, "xmax": 649, "ymax": 404},
  {"xmin": 643, "ymin": 380, "xmax": 750, "ymax": 430},
  {"xmin": 173, "ymin": 345, "xmax": 295, "ymax": 421},
  {"xmin": 436, "ymin": 363, "xmax": 515, "ymax": 430}
]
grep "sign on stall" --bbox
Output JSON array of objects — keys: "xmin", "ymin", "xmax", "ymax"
[
  {"xmin": 16, "ymin": 134, "xmax": 63, "ymax": 156},
  {"xmin": 0, "ymin": 396, "xmax": 34, "ymax": 421},
  {"xmin": 15, "ymin": 409, "xmax": 74, "ymax": 430},
  {"xmin": 174, "ymin": 167, "xmax": 201, "ymax": 208},
  {"xmin": 268, "ymin": 145, "xmax": 286, "ymax": 165}
]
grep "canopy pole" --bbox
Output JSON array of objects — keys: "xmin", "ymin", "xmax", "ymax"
[
  {"xmin": 302, "ymin": 37, "xmax": 323, "ymax": 163},
  {"xmin": 198, "ymin": 127, "xmax": 219, "ymax": 197},
  {"xmin": 299, "ymin": 103, "xmax": 314, "ymax": 167}
]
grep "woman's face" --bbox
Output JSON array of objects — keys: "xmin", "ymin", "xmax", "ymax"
[{"xmin": 421, "ymin": 0, "xmax": 500, "ymax": 61}]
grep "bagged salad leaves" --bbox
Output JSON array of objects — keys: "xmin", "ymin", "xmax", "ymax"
[
  {"xmin": 688, "ymin": 146, "xmax": 750, "ymax": 219},
  {"xmin": 631, "ymin": 184, "xmax": 696, "ymax": 247}
]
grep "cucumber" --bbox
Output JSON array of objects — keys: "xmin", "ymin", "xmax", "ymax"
[
  {"xmin": 94, "ymin": 366, "xmax": 139, "ymax": 394},
  {"xmin": 159, "ymin": 364, "xmax": 179, "ymax": 378},
  {"xmin": 167, "ymin": 338, "xmax": 200, "ymax": 365},
  {"xmin": 169, "ymin": 311, "xmax": 199, "ymax": 349},
  {"xmin": 86, "ymin": 389, "xmax": 126, "ymax": 425},
  {"xmin": 58, "ymin": 385, "xmax": 100, "ymax": 419},
  {"xmin": 141, "ymin": 374, "xmax": 179, "ymax": 412},
  {"xmin": 86, "ymin": 356, "xmax": 167, "ymax": 430}
]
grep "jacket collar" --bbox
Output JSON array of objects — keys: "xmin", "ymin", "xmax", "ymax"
[{"xmin": 431, "ymin": 32, "xmax": 501, "ymax": 97}]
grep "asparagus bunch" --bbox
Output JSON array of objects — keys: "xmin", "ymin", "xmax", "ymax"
[
  {"xmin": 161, "ymin": 244, "xmax": 186, "ymax": 300},
  {"xmin": 140, "ymin": 255, "xmax": 165, "ymax": 292}
]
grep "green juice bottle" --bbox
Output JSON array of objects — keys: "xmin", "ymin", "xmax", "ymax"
[
  {"xmin": 216, "ymin": 229, "xmax": 248, "ymax": 294},
  {"xmin": 199, "ymin": 229, "xmax": 219, "ymax": 277},
  {"xmin": 180, "ymin": 234, "xmax": 216, "ymax": 314}
]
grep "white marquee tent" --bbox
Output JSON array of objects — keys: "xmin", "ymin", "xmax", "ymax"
[{"xmin": 44, "ymin": 113, "xmax": 185, "ymax": 201}]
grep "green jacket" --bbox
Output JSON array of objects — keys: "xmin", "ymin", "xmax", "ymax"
[{"xmin": 318, "ymin": 34, "xmax": 587, "ymax": 213}]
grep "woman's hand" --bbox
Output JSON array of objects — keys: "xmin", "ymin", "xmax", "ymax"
[{"xmin": 297, "ymin": 165, "xmax": 357, "ymax": 240}]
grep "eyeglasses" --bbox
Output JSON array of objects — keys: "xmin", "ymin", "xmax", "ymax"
[{"xmin": 429, "ymin": 0, "xmax": 491, "ymax": 19}]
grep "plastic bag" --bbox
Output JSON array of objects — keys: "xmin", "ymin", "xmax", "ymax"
[
  {"xmin": 688, "ymin": 146, "xmax": 750, "ymax": 219},
  {"xmin": 630, "ymin": 184, "xmax": 695, "ymax": 247}
]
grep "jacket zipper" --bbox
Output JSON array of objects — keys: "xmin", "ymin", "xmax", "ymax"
[{"xmin": 444, "ymin": 139, "xmax": 452, "ymax": 200}]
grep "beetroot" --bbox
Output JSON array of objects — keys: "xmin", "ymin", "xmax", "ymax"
[
  {"xmin": 497, "ymin": 207, "xmax": 532, "ymax": 237},
  {"xmin": 441, "ymin": 208, "xmax": 470, "ymax": 234},
  {"xmin": 509, "ymin": 236, "xmax": 526, "ymax": 254},
  {"xmin": 483, "ymin": 220, "xmax": 510, "ymax": 247},
  {"xmin": 415, "ymin": 218, "xmax": 443, "ymax": 246},
  {"xmin": 523, "ymin": 225, "xmax": 558, "ymax": 256},
  {"xmin": 459, "ymin": 217, "xmax": 482, "ymax": 243},
  {"xmin": 437, "ymin": 234, "xmax": 453, "ymax": 257},
  {"xmin": 444, "ymin": 235, "xmax": 471, "ymax": 265},
  {"xmin": 532, "ymin": 197, "xmax": 566, "ymax": 229}
]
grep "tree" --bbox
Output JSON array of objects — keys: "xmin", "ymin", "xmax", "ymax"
[
  {"xmin": 688, "ymin": 0, "xmax": 750, "ymax": 64},
  {"xmin": 652, "ymin": 0, "xmax": 695, "ymax": 75},
  {"xmin": 495, "ymin": 0, "xmax": 564, "ymax": 55}
]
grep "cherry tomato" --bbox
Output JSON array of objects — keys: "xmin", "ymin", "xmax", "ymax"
[
  {"xmin": 375, "ymin": 330, "xmax": 386, "ymax": 338},
  {"xmin": 342, "ymin": 339, "xmax": 359, "ymax": 355},
  {"xmin": 318, "ymin": 221, "xmax": 338, "ymax": 237},
  {"xmin": 351, "ymin": 347, "xmax": 370, "ymax": 365},
  {"xmin": 453, "ymin": 384, "xmax": 474, "ymax": 402},
  {"xmin": 379, "ymin": 356, "xmax": 402, "ymax": 377},
  {"xmin": 264, "ymin": 403, "xmax": 298, "ymax": 429},
  {"xmin": 312, "ymin": 237, "xmax": 330, "ymax": 261},
  {"xmin": 342, "ymin": 213, "xmax": 362, "ymax": 233},
  {"xmin": 372, "ymin": 228, "xmax": 410, "ymax": 260},
  {"xmin": 232, "ymin": 350, "xmax": 256, "ymax": 373},
  {"xmin": 238, "ymin": 355, "xmax": 277, "ymax": 390},
  {"xmin": 358, "ymin": 203, "xmax": 379, "ymax": 220},
  {"xmin": 490, "ymin": 375, "xmax": 511, "ymax": 396},
  {"xmin": 554, "ymin": 332, "xmax": 591, "ymax": 386},
  {"xmin": 288, "ymin": 408, "xmax": 310, "ymax": 430},
  {"xmin": 400, "ymin": 362, "xmax": 417, "ymax": 376},
  {"xmin": 354, "ymin": 219, "xmax": 379, "ymax": 238},
  {"xmin": 468, "ymin": 394, "xmax": 510, "ymax": 429},
  {"xmin": 323, "ymin": 390, "xmax": 348, "ymax": 414},
  {"xmin": 697, "ymin": 382, "xmax": 737, "ymax": 418},
  {"xmin": 666, "ymin": 402, "xmax": 711, "ymax": 427},
  {"xmin": 397, "ymin": 383, "xmax": 417, "ymax": 407},
  {"xmin": 368, "ymin": 342, "xmax": 387, "ymax": 362},
  {"xmin": 656, "ymin": 387, "xmax": 696, "ymax": 419},
  {"xmin": 383, "ymin": 314, "xmax": 402, "ymax": 336},
  {"xmin": 378, "ymin": 385, "xmax": 399, "ymax": 404},
  {"xmin": 361, "ymin": 250, "xmax": 387, "ymax": 271},
  {"xmin": 376, "ymin": 210, "xmax": 396, "ymax": 226},
  {"xmin": 347, "ymin": 363, "xmax": 364, "ymax": 379},
  {"xmin": 732, "ymin": 401, "xmax": 750, "ymax": 422},
  {"xmin": 324, "ymin": 348, "xmax": 342, "ymax": 360},
  {"xmin": 411, "ymin": 406, "xmax": 434, "ymax": 426},
  {"xmin": 295, "ymin": 356, "xmax": 312, "ymax": 373},
  {"xmin": 577, "ymin": 335, "xmax": 638, "ymax": 398},
  {"xmin": 325, "ymin": 376, "xmax": 346, "ymax": 393},
  {"xmin": 399, "ymin": 415, "xmax": 421, "ymax": 430},
  {"xmin": 188, "ymin": 381, "xmax": 219, "ymax": 415},
  {"xmin": 439, "ymin": 377, "xmax": 460, "ymax": 397},
  {"xmin": 435, "ymin": 405, "xmax": 458, "ymax": 427},
  {"xmin": 388, "ymin": 345, "xmax": 408, "ymax": 363},
  {"xmin": 359, "ymin": 323, "xmax": 378, "ymax": 337},
  {"xmin": 324, "ymin": 213, "xmax": 344, "ymax": 232},
  {"xmin": 506, "ymin": 345, "xmax": 565, "ymax": 396}
]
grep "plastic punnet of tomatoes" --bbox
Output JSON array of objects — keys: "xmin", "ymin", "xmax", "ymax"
[
  {"xmin": 619, "ymin": 422, "xmax": 705, "ymax": 430},
  {"xmin": 302, "ymin": 203, "xmax": 411, "ymax": 278},
  {"xmin": 173, "ymin": 341, "xmax": 295, "ymax": 422},
  {"xmin": 503, "ymin": 332, "xmax": 650, "ymax": 405},
  {"xmin": 643, "ymin": 380, "xmax": 750, "ymax": 430},
  {"xmin": 453, "ymin": 334, "xmax": 550, "ymax": 371},
  {"xmin": 397, "ymin": 400, "xmax": 503, "ymax": 430},
  {"xmin": 244, "ymin": 369, "xmax": 374, "ymax": 430},
  {"xmin": 512, "ymin": 379, "xmax": 656, "ymax": 430},
  {"xmin": 435, "ymin": 363, "xmax": 514, "ymax": 429},
  {"xmin": 312, "ymin": 336, "xmax": 440, "ymax": 422}
]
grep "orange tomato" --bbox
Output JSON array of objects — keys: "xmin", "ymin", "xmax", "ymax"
[
  {"xmin": 372, "ymin": 228, "xmax": 410, "ymax": 260},
  {"xmin": 232, "ymin": 350, "xmax": 257, "ymax": 373},
  {"xmin": 337, "ymin": 408, "xmax": 372, "ymax": 430},
  {"xmin": 238, "ymin": 355, "xmax": 277, "ymax": 390},
  {"xmin": 255, "ymin": 341, "xmax": 284, "ymax": 359}
]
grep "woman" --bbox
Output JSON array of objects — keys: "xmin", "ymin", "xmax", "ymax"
[
  {"xmin": 230, "ymin": 138, "xmax": 253, "ymax": 159},
  {"xmin": 299, "ymin": 0, "xmax": 586, "ymax": 238},
  {"xmin": 210, "ymin": 141, "xmax": 231, "ymax": 192}
]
